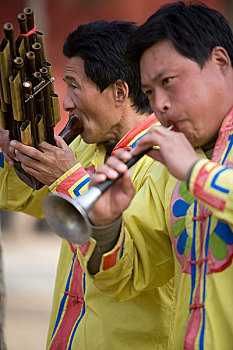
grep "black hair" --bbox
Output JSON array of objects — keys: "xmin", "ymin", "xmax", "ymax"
[
  {"xmin": 63, "ymin": 20, "xmax": 152, "ymax": 115},
  {"xmin": 126, "ymin": 1, "xmax": 233, "ymax": 68}
]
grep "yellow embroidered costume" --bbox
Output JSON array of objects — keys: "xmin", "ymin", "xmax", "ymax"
[{"xmin": 0, "ymin": 114, "xmax": 176, "ymax": 349}]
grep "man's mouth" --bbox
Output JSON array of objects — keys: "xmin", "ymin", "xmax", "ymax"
[
  {"xmin": 70, "ymin": 114, "xmax": 83, "ymax": 134},
  {"xmin": 167, "ymin": 120, "xmax": 179, "ymax": 132}
]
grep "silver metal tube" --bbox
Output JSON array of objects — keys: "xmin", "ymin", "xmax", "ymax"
[{"xmin": 43, "ymin": 125, "xmax": 174, "ymax": 244}]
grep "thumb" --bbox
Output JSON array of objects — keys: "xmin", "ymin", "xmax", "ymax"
[
  {"xmin": 54, "ymin": 135, "xmax": 68, "ymax": 149},
  {"xmin": 121, "ymin": 170, "xmax": 135, "ymax": 197},
  {"xmin": 147, "ymin": 149, "xmax": 164, "ymax": 164}
]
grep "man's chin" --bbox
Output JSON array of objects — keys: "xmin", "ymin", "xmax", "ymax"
[{"xmin": 81, "ymin": 133, "xmax": 96, "ymax": 144}]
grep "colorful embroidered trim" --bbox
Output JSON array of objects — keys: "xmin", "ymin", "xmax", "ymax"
[
  {"xmin": 193, "ymin": 162, "xmax": 226, "ymax": 211},
  {"xmin": 190, "ymin": 257, "xmax": 208, "ymax": 266},
  {"xmin": 211, "ymin": 167, "xmax": 230, "ymax": 194},
  {"xmin": 102, "ymin": 233, "xmax": 125, "ymax": 271},
  {"xmin": 51, "ymin": 254, "xmax": 77, "ymax": 338},
  {"xmin": 199, "ymin": 215, "xmax": 211, "ymax": 349},
  {"xmin": 221, "ymin": 134, "xmax": 233, "ymax": 164},
  {"xmin": 0, "ymin": 152, "xmax": 4, "ymax": 168},
  {"xmin": 189, "ymin": 302, "xmax": 205, "ymax": 310},
  {"xmin": 112, "ymin": 113, "xmax": 158, "ymax": 154},
  {"xmin": 67, "ymin": 274, "xmax": 86, "ymax": 349},
  {"xmin": 50, "ymin": 255, "xmax": 86, "ymax": 349},
  {"xmin": 189, "ymin": 200, "xmax": 197, "ymax": 308},
  {"xmin": 192, "ymin": 213, "xmax": 212, "ymax": 221},
  {"xmin": 64, "ymin": 291, "xmax": 85, "ymax": 304},
  {"xmin": 55, "ymin": 167, "xmax": 89, "ymax": 198},
  {"xmin": 78, "ymin": 242, "xmax": 91, "ymax": 257},
  {"xmin": 72, "ymin": 175, "xmax": 90, "ymax": 197}
]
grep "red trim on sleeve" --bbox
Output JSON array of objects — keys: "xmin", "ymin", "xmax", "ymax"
[
  {"xmin": 193, "ymin": 162, "xmax": 226, "ymax": 211},
  {"xmin": 102, "ymin": 246, "xmax": 121, "ymax": 270},
  {"xmin": 56, "ymin": 167, "xmax": 88, "ymax": 198}
]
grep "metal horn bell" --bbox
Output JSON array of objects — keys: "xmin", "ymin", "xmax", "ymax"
[
  {"xmin": 43, "ymin": 186, "xmax": 103, "ymax": 244},
  {"xmin": 42, "ymin": 126, "xmax": 175, "ymax": 245},
  {"xmin": 43, "ymin": 146, "xmax": 156, "ymax": 244}
]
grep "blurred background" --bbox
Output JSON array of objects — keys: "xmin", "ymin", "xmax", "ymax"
[{"xmin": 0, "ymin": 0, "xmax": 232, "ymax": 348}]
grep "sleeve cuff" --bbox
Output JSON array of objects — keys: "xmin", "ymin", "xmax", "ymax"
[
  {"xmin": 87, "ymin": 216, "xmax": 122, "ymax": 274},
  {"xmin": 49, "ymin": 163, "xmax": 90, "ymax": 198},
  {"xmin": 188, "ymin": 159, "xmax": 213, "ymax": 194},
  {"xmin": 91, "ymin": 216, "xmax": 122, "ymax": 252},
  {"xmin": 78, "ymin": 217, "xmax": 126, "ymax": 275},
  {"xmin": 188, "ymin": 159, "xmax": 229, "ymax": 212},
  {"xmin": 186, "ymin": 159, "xmax": 202, "ymax": 190}
]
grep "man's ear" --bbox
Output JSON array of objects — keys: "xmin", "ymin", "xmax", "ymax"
[
  {"xmin": 114, "ymin": 79, "xmax": 129, "ymax": 106},
  {"xmin": 211, "ymin": 46, "xmax": 231, "ymax": 75}
]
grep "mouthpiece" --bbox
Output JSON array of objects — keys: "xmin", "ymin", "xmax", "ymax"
[{"xmin": 59, "ymin": 115, "xmax": 83, "ymax": 145}]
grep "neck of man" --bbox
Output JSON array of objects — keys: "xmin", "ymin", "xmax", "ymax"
[
  {"xmin": 102, "ymin": 109, "xmax": 149, "ymax": 156},
  {"xmin": 201, "ymin": 133, "xmax": 219, "ymax": 159},
  {"xmin": 102, "ymin": 108, "xmax": 149, "ymax": 145}
]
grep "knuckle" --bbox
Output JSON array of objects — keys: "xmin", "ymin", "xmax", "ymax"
[
  {"xmin": 148, "ymin": 126, "xmax": 156, "ymax": 133},
  {"xmin": 106, "ymin": 157, "xmax": 115, "ymax": 166},
  {"xmin": 30, "ymin": 148, "xmax": 39, "ymax": 158}
]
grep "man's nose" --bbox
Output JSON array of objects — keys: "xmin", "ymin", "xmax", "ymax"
[
  {"xmin": 152, "ymin": 89, "xmax": 170, "ymax": 114},
  {"xmin": 63, "ymin": 91, "xmax": 75, "ymax": 112}
]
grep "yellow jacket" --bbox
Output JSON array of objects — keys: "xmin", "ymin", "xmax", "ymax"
[
  {"xmin": 0, "ymin": 114, "xmax": 176, "ymax": 349},
  {"xmin": 81, "ymin": 111, "xmax": 233, "ymax": 350}
]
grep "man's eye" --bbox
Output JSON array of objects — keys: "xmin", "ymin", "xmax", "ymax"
[
  {"xmin": 162, "ymin": 77, "xmax": 173, "ymax": 86},
  {"xmin": 145, "ymin": 89, "xmax": 153, "ymax": 97}
]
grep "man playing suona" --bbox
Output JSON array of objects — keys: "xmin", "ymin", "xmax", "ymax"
[
  {"xmin": 85, "ymin": 2, "xmax": 233, "ymax": 350},
  {"xmin": 0, "ymin": 21, "xmax": 176, "ymax": 349}
]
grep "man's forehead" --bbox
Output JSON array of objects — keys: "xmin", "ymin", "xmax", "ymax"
[
  {"xmin": 140, "ymin": 40, "xmax": 191, "ymax": 83},
  {"xmin": 63, "ymin": 56, "xmax": 86, "ymax": 81},
  {"xmin": 65, "ymin": 56, "xmax": 84, "ymax": 72},
  {"xmin": 141, "ymin": 40, "xmax": 176, "ymax": 64},
  {"xmin": 139, "ymin": 43, "xmax": 168, "ymax": 85}
]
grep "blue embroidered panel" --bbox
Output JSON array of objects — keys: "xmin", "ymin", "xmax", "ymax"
[
  {"xmin": 73, "ymin": 177, "xmax": 90, "ymax": 197},
  {"xmin": 0, "ymin": 152, "xmax": 4, "ymax": 168},
  {"xmin": 211, "ymin": 167, "xmax": 229, "ymax": 194}
]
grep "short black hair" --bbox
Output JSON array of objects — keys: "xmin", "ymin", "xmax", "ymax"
[
  {"xmin": 63, "ymin": 20, "xmax": 152, "ymax": 115},
  {"xmin": 127, "ymin": 1, "xmax": 233, "ymax": 68}
]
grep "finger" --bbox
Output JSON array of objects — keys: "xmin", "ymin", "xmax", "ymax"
[
  {"xmin": 89, "ymin": 173, "xmax": 107, "ymax": 188},
  {"xmin": 148, "ymin": 125, "xmax": 173, "ymax": 136},
  {"xmin": 105, "ymin": 156, "xmax": 128, "ymax": 173},
  {"xmin": 114, "ymin": 149, "xmax": 132, "ymax": 161},
  {"xmin": 8, "ymin": 145, "xmax": 16, "ymax": 157},
  {"xmin": 20, "ymin": 162, "xmax": 40, "ymax": 177},
  {"xmin": 37, "ymin": 141, "xmax": 54, "ymax": 152},
  {"xmin": 131, "ymin": 125, "xmax": 176, "ymax": 156},
  {"xmin": 2, "ymin": 153, "xmax": 14, "ymax": 166},
  {"xmin": 95, "ymin": 163, "xmax": 121, "ymax": 179},
  {"xmin": 1, "ymin": 140, "xmax": 16, "ymax": 159},
  {"xmin": 146, "ymin": 149, "xmax": 165, "ymax": 164},
  {"xmin": 15, "ymin": 150, "xmax": 40, "ymax": 171},
  {"xmin": 10, "ymin": 141, "xmax": 43, "ymax": 161},
  {"xmin": 131, "ymin": 133, "xmax": 162, "ymax": 155},
  {"xmin": 38, "ymin": 136, "xmax": 66, "ymax": 152},
  {"xmin": 147, "ymin": 149, "xmax": 159, "ymax": 161},
  {"xmin": 120, "ymin": 170, "xmax": 135, "ymax": 196},
  {"xmin": 54, "ymin": 135, "xmax": 68, "ymax": 149},
  {"xmin": 3, "ymin": 146, "xmax": 17, "ymax": 163}
]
